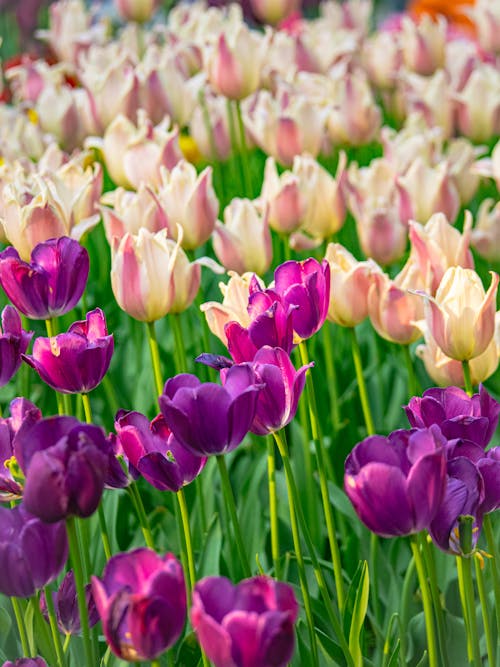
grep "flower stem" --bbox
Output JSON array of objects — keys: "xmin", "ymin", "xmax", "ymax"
[
  {"xmin": 176, "ymin": 488, "xmax": 196, "ymax": 601},
  {"xmin": 198, "ymin": 88, "xmax": 225, "ymax": 203},
  {"xmin": 266, "ymin": 435, "xmax": 281, "ymax": 579},
  {"xmin": 171, "ymin": 314, "xmax": 187, "ymax": 374},
  {"xmin": 461, "ymin": 360, "xmax": 473, "ymax": 397},
  {"xmin": 10, "ymin": 597, "xmax": 30, "ymax": 656},
  {"xmin": 402, "ymin": 345, "xmax": 418, "ymax": 399},
  {"xmin": 127, "ymin": 483, "xmax": 155, "ymax": 549},
  {"xmin": 349, "ymin": 327, "xmax": 375, "ymax": 435},
  {"xmin": 45, "ymin": 318, "xmax": 65, "ymax": 415},
  {"xmin": 273, "ymin": 429, "xmax": 354, "ymax": 667},
  {"xmin": 234, "ymin": 100, "xmax": 253, "ymax": 198},
  {"xmin": 298, "ymin": 342, "xmax": 345, "ymax": 611},
  {"xmin": 43, "ymin": 585, "xmax": 66, "ymax": 667},
  {"xmin": 456, "ymin": 555, "xmax": 481, "ymax": 666},
  {"xmin": 410, "ymin": 535, "xmax": 439, "ymax": 667},
  {"xmin": 322, "ymin": 322, "xmax": 340, "ymax": 432},
  {"xmin": 272, "ymin": 431, "xmax": 318, "ymax": 666},
  {"xmin": 226, "ymin": 99, "xmax": 245, "ymax": 196},
  {"xmin": 66, "ymin": 517, "xmax": 94, "ymax": 667},
  {"xmin": 420, "ymin": 533, "xmax": 449, "ymax": 666},
  {"xmin": 147, "ymin": 321, "xmax": 164, "ymax": 398},
  {"xmin": 475, "ymin": 553, "xmax": 496, "ymax": 667},
  {"xmin": 483, "ymin": 514, "xmax": 500, "ymax": 637},
  {"xmin": 216, "ymin": 455, "xmax": 251, "ymax": 578}
]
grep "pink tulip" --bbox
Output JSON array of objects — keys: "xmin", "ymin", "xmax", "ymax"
[
  {"xmin": 471, "ymin": 199, "xmax": 500, "ymax": 263},
  {"xmin": 259, "ymin": 158, "xmax": 303, "ymax": 235},
  {"xmin": 455, "ymin": 64, "xmax": 500, "ymax": 143},
  {"xmin": 100, "ymin": 185, "xmax": 168, "ymax": 243},
  {"xmin": 400, "ymin": 15, "xmax": 446, "ymax": 75},
  {"xmin": 189, "ymin": 93, "xmax": 232, "ymax": 161}
]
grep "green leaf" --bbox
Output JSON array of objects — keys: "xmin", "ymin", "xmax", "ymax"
[
  {"xmin": 198, "ymin": 513, "xmax": 222, "ymax": 577},
  {"xmin": 0, "ymin": 605, "xmax": 12, "ymax": 638},
  {"xmin": 348, "ymin": 560, "xmax": 370, "ymax": 667},
  {"xmin": 176, "ymin": 630, "xmax": 202, "ymax": 667}
]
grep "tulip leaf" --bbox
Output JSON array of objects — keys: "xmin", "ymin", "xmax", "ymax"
[
  {"xmin": 176, "ymin": 630, "xmax": 202, "ymax": 667},
  {"xmin": 344, "ymin": 560, "xmax": 369, "ymax": 667},
  {"xmin": 0, "ymin": 605, "xmax": 12, "ymax": 639},
  {"xmin": 198, "ymin": 513, "xmax": 222, "ymax": 577}
]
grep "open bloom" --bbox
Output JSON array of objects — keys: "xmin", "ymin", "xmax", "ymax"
[
  {"xmin": 17, "ymin": 416, "xmax": 109, "ymax": 523},
  {"xmin": 92, "ymin": 548, "xmax": 186, "ymax": 661},
  {"xmin": 159, "ymin": 366, "xmax": 262, "ymax": 456},
  {"xmin": 3, "ymin": 659, "xmax": 48, "ymax": 667},
  {"xmin": 0, "ymin": 306, "xmax": 32, "ymax": 387},
  {"xmin": 0, "ymin": 505, "xmax": 68, "ymax": 597},
  {"xmin": 0, "ymin": 237, "xmax": 89, "ymax": 320},
  {"xmin": 191, "ymin": 575, "xmax": 298, "ymax": 667},
  {"xmin": 23, "ymin": 309, "xmax": 113, "ymax": 394},
  {"xmin": 115, "ymin": 411, "xmax": 206, "ymax": 492},
  {"xmin": 344, "ymin": 426, "xmax": 447, "ymax": 537},
  {"xmin": 422, "ymin": 267, "xmax": 499, "ymax": 361}
]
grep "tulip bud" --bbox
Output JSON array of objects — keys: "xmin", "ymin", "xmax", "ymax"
[
  {"xmin": 456, "ymin": 64, "xmax": 500, "ymax": 143},
  {"xmin": 100, "ymin": 184, "xmax": 168, "ymax": 243},
  {"xmin": 115, "ymin": 0, "xmax": 160, "ymax": 23},
  {"xmin": 213, "ymin": 198, "xmax": 272, "ymax": 276},
  {"xmin": 259, "ymin": 158, "xmax": 303, "ymax": 235},
  {"xmin": 401, "ymin": 15, "xmax": 446, "ymax": 75},
  {"xmin": 0, "ymin": 306, "xmax": 33, "ymax": 388},
  {"xmin": 471, "ymin": 199, "xmax": 500, "ymax": 263},
  {"xmin": 422, "ymin": 267, "xmax": 499, "ymax": 361},
  {"xmin": 250, "ymin": 0, "xmax": 298, "ymax": 25}
]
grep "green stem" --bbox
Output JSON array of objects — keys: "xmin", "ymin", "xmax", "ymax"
[
  {"xmin": 198, "ymin": 89, "xmax": 225, "ymax": 203},
  {"xmin": 483, "ymin": 514, "xmax": 500, "ymax": 636},
  {"xmin": 45, "ymin": 318, "xmax": 65, "ymax": 415},
  {"xmin": 266, "ymin": 435, "xmax": 281, "ymax": 579},
  {"xmin": 349, "ymin": 327, "xmax": 375, "ymax": 435},
  {"xmin": 273, "ymin": 429, "xmax": 354, "ymax": 667},
  {"xmin": 216, "ymin": 455, "xmax": 251, "ymax": 578},
  {"xmin": 63, "ymin": 634, "xmax": 71, "ymax": 653},
  {"xmin": 234, "ymin": 100, "xmax": 253, "ymax": 197},
  {"xmin": 11, "ymin": 597, "xmax": 30, "ymax": 656},
  {"xmin": 457, "ymin": 556, "xmax": 481, "ymax": 666},
  {"xmin": 322, "ymin": 323, "xmax": 340, "ymax": 432},
  {"xmin": 44, "ymin": 585, "xmax": 66, "ymax": 667},
  {"xmin": 226, "ymin": 98, "xmax": 244, "ymax": 195},
  {"xmin": 402, "ymin": 345, "xmax": 418, "ymax": 398},
  {"xmin": 410, "ymin": 535, "xmax": 439, "ymax": 667},
  {"xmin": 81, "ymin": 393, "xmax": 92, "ymax": 423},
  {"xmin": 474, "ymin": 554, "xmax": 496, "ymax": 667},
  {"xmin": 127, "ymin": 483, "xmax": 155, "ymax": 549},
  {"xmin": 298, "ymin": 342, "xmax": 344, "ymax": 611},
  {"xmin": 461, "ymin": 360, "xmax": 473, "ymax": 397},
  {"xmin": 369, "ymin": 533, "xmax": 382, "ymax": 632},
  {"xmin": 420, "ymin": 534, "xmax": 449, "ymax": 666},
  {"xmin": 399, "ymin": 553, "xmax": 416, "ymax": 664},
  {"xmin": 147, "ymin": 321, "xmax": 164, "ymax": 397},
  {"xmin": 176, "ymin": 487, "xmax": 196, "ymax": 602},
  {"xmin": 272, "ymin": 432, "xmax": 319, "ymax": 667},
  {"xmin": 171, "ymin": 314, "xmax": 187, "ymax": 374},
  {"xmin": 281, "ymin": 234, "xmax": 291, "ymax": 262},
  {"xmin": 66, "ymin": 517, "xmax": 94, "ymax": 667}
]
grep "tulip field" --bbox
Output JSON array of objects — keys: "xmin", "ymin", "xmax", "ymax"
[{"xmin": 0, "ymin": 0, "xmax": 499, "ymax": 665}]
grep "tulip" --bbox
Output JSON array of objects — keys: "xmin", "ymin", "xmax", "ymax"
[
  {"xmin": 34, "ymin": 83, "xmax": 84, "ymax": 151},
  {"xmin": 408, "ymin": 212, "xmax": 474, "ymax": 294},
  {"xmin": 446, "ymin": 139, "xmax": 483, "ymax": 205},
  {"xmin": 0, "ymin": 237, "xmax": 89, "ymax": 320},
  {"xmin": 477, "ymin": 448, "xmax": 500, "ymax": 516},
  {"xmin": 401, "ymin": 70, "xmax": 454, "ymax": 140},
  {"xmin": 18, "ymin": 416, "xmax": 109, "ymax": 523},
  {"xmin": 400, "ymin": 14, "xmax": 446, "ymax": 75},
  {"xmin": 325, "ymin": 244, "xmax": 378, "ymax": 327},
  {"xmin": 292, "ymin": 154, "xmax": 346, "ymax": 242},
  {"xmin": 115, "ymin": 0, "xmax": 160, "ymax": 23},
  {"xmin": 422, "ymin": 267, "xmax": 499, "ymax": 361},
  {"xmin": 191, "ymin": 575, "xmax": 298, "ymax": 667},
  {"xmin": 3, "ymin": 659, "xmax": 48, "ymax": 667},
  {"xmin": 0, "ymin": 505, "xmax": 68, "ymax": 597},
  {"xmin": 157, "ymin": 161, "xmax": 219, "ymax": 250},
  {"xmin": 0, "ymin": 398, "xmax": 41, "ymax": 501},
  {"xmin": 473, "ymin": 140, "xmax": 500, "ymax": 191},
  {"xmin": 167, "ymin": 245, "xmax": 223, "ymax": 315},
  {"xmin": 344, "ymin": 426, "xmax": 447, "ymax": 537},
  {"xmin": 242, "ymin": 346, "xmax": 311, "ymax": 436},
  {"xmin": 456, "ymin": 64, "xmax": 500, "ymax": 143},
  {"xmin": 259, "ymin": 158, "xmax": 303, "ymax": 235},
  {"xmin": 111, "ymin": 229, "xmax": 181, "ymax": 322},
  {"xmin": 100, "ymin": 112, "xmax": 182, "ymax": 190},
  {"xmin": 190, "ymin": 93, "xmax": 232, "ymax": 161},
  {"xmin": 249, "ymin": 0, "xmax": 298, "ymax": 24},
  {"xmin": 159, "ymin": 365, "xmax": 262, "ymax": 457},
  {"xmin": 115, "ymin": 411, "xmax": 206, "ymax": 492},
  {"xmin": 100, "ymin": 184, "xmax": 168, "ymax": 243},
  {"xmin": 0, "ymin": 306, "xmax": 32, "ymax": 387},
  {"xmin": 363, "ymin": 31, "xmax": 402, "ymax": 90},
  {"xmin": 40, "ymin": 570, "xmax": 99, "ymax": 635},
  {"xmin": 471, "ymin": 199, "xmax": 500, "ymax": 263},
  {"xmin": 207, "ymin": 25, "xmax": 266, "ymax": 100},
  {"xmin": 212, "ymin": 199, "xmax": 272, "ymax": 276},
  {"xmin": 92, "ymin": 548, "xmax": 186, "ymax": 661},
  {"xmin": 23, "ymin": 308, "xmax": 113, "ymax": 394},
  {"xmin": 469, "ymin": 0, "xmax": 500, "ymax": 53},
  {"xmin": 200, "ymin": 272, "xmax": 264, "ymax": 346},
  {"xmin": 405, "ymin": 385, "xmax": 500, "ymax": 449}
]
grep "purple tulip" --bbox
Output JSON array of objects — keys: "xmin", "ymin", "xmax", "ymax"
[
  {"xmin": 405, "ymin": 385, "xmax": 500, "ymax": 449},
  {"xmin": 429, "ymin": 456, "xmax": 484, "ymax": 554},
  {"xmin": 0, "ymin": 237, "xmax": 89, "ymax": 320},
  {"xmin": 344, "ymin": 426, "xmax": 448, "ymax": 537},
  {"xmin": 0, "ymin": 505, "xmax": 67, "ymax": 597},
  {"xmin": 115, "ymin": 411, "xmax": 207, "ymax": 492},
  {"xmin": 23, "ymin": 308, "xmax": 113, "ymax": 394},
  {"xmin": 40, "ymin": 570, "xmax": 99, "ymax": 635},
  {"xmin": 225, "ymin": 297, "xmax": 295, "ymax": 363},
  {"xmin": 477, "ymin": 447, "xmax": 500, "ymax": 516},
  {"xmin": 272, "ymin": 258, "xmax": 330, "ymax": 340},
  {"xmin": 191, "ymin": 575, "xmax": 298, "ymax": 667},
  {"xmin": 0, "ymin": 398, "xmax": 41, "ymax": 502},
  {"xmin": 2, "ymin": 659, "xmax": 48, "ymax": 667},
  {"xmin": 16, "ymin": 416, "xmax": 109, "ymax": 523},
  {"xmin": 0, "ymin": 306, "xmax": 32, "ymax": 387},
  {"xmin": 159, "ymin": 366, "xmax": 262, "ymax": 456},
  {"xmin": 92, "ymin": 548, "xmax": 186, "ymax": 661}
]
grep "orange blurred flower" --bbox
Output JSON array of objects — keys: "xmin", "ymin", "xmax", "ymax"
[{"xmin": 408, "ymin": 0, "xmax": 476, "ymax": 32}]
